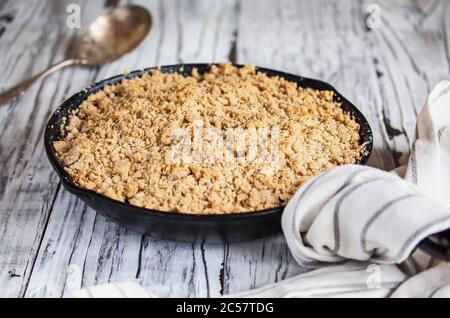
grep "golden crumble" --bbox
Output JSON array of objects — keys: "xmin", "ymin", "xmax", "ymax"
[{"xmin": 54, "ymin": 64, "xmax": 363, "ymax": 214}]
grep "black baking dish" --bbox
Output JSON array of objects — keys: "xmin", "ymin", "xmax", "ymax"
[{"xmin": 44, "ymin": 63, "xmax": 374, "ymax": 242}]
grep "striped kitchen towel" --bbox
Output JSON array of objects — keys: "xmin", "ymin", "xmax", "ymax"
[
  {"xmin": 281, "ymin": 165, "xmax": 450, "ymax": 269},
  {"xmin": 72, "ymin": 281, "xmax": 152, "ymax": 298}
]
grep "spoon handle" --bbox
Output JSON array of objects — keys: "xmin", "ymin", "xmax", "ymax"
[{"xmin": 0, "ymin": 59, "xmax": 84, "ymax": 105}]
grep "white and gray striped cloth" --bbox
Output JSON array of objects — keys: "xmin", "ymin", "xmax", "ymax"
[{"xmin": 72, "ymin": 80, "xmax": 450, "ymax": 298}]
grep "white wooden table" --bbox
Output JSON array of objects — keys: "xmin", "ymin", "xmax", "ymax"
[{"xmin": 0, "ymin": 0, "xmax": 449, "ymax": 298}]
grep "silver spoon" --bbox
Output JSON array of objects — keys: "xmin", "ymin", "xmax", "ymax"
[{"xmin": 0, "ymin": 5, "xmax": 151, "ymax": 105}]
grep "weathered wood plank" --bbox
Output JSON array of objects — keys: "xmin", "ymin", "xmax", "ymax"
[
  {"xmin": 24, "ymin": 188, "xmax": 97, "ymax": 297},
  {"xmin": 363, "ymin": 0, "xmax": 450, "ymax": 167},
  {"xmin": 0, "ymin": 0, "xmax": 100, "ymax": 297},
  {"xmin": 445, "ymin": 1, "xmax": 450, "ymax": 76}
]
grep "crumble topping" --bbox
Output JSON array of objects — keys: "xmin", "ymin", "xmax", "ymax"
[{"xmin": 54, "ymin": 64, "xmax": 363, "ymax": 214}]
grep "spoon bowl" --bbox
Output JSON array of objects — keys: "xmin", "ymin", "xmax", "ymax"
[{"xmin": 76, "ymin": 5, "xmax": 152, "ymax": 65}]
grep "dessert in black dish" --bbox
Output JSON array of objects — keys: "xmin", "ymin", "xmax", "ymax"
[{"xmin": 44, "ymin": 63, "xmax": 373, "ymax": 242}]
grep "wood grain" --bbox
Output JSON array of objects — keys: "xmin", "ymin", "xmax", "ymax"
[{"xmin": 0, "ymin": 0, "xmax": 448, "ymax": 297}]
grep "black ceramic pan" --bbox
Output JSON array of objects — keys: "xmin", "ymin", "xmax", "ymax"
[{"xmin": 44, "ymin": 63, "xmax": 373, "ymax": 242}]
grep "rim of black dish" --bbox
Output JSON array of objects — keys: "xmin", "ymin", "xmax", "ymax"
[{"xmin": 44, "ymin": 63, "xmax": 373, "ymax": 221}]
